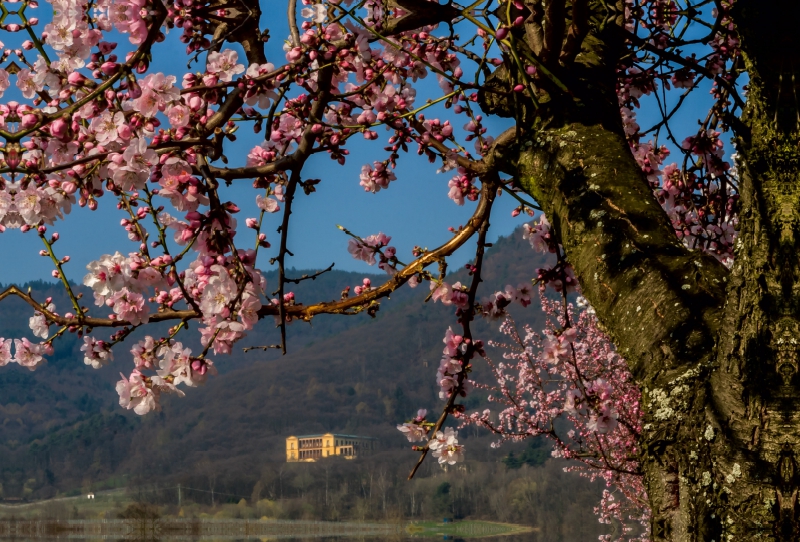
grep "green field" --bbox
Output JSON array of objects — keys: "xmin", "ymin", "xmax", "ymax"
[
  {"xmin": 405, "ymin": 520, "xmax": 535, "ymax": 538},
  {"xmin": 2, "ymin": 493, "xmax": 533, "ymax": 539}
]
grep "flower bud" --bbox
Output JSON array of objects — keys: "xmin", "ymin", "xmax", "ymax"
[
  {"xmin": 20, "ymin": 114, "xmax": 37, "ymax": 129},
  {"xmin": 101, "ymin": 61, "xmax": 119, "ymax": 75}
]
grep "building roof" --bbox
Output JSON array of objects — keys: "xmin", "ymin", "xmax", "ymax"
[{"xmin": 287, "ymin": 434, "xmax": 377, "ymax": 440}]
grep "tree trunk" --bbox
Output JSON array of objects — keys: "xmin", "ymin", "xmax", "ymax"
[{"xmin": 509, "ymin": 1, "xmax": 800, "ymax": 539}]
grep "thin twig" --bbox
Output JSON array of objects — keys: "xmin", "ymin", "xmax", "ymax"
[{"xmin": 284, "ymin": 263, "xmax": 336, "ymax": 285}]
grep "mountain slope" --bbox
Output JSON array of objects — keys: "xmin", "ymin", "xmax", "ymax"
[{"xmin": 0, "ymin": 225, "xmax": 552, "ymax": 499}]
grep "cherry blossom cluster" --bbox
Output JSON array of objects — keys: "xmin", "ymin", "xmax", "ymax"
[
  {"xmin": 0, "ymin": 2, "xmax": 748, "ymax": 529},
  {"xmin": 619, "ymin": 0, "xmax": 741, "ymax": 266},
  {"xmin": 346, "ymin": 231, "xmax": 398, "ymax": 274},
  {"xmin": 446, "ymin": 167, "xmax": 479, "ymax": 206},
  {"xmin": 397, "ymin": 410, "xmax": 465, "ymax": 465},
  {"xmin": 459, "ymin": 297, "xmax": 647, "ymax": 541},
  {"xmin": 436, "ymin": 327, "xmax": 477, "ymax": 401},
  {"xmin": 520, "ymin": 213, "xmax": 579, "ymax": 294},
  {"xmin": 0, "ymin": 336, "xmax": 51, "ymax": 370},
  {"xmin": 114, "ymin": 336, "xmax": 216, "ymax": 415}
]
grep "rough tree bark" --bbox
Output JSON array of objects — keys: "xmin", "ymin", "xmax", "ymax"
[{"xmin": 480, "ymin": 0, "xmax": 800, "ymax": 539}]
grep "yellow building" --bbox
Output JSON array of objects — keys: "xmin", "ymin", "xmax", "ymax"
[{"xmin": 285, "ymin": 433, "xmax": 377, "ymax": 462}]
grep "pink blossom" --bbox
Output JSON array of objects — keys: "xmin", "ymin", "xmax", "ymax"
[
  {"xmin": 29, "ymin": 302, "xmax": 54, "ymax": 339},
  {"xmin": 462, "ymin": 303, "xmax": 645, "ymax": 534},
  {"xmin": 542, "ymin": 334, "xmax": 570, "ymax": 364},
  {"xmin": 207, "ymin": 50, "xmax": 245, "ymax": 82},
  {"xmin": 157, "ymin": 341, "xmax": 215, "ymax": 387},
  {"xmin": 430, "ymin": 281, "xmax": 453, "ymax": 305},
  {"xmin": 428, "ymin": 428, "xmax": 464, "ymax": 465},
  {"xmin": 564, "ymin": 389, "xmax": 582, "ymax": 414},
  {"xmin": 15, "ymin": 69, "xmax": 37, "ymax": 99},
  {"xmin": 522, "ymin": 215, "xmax": 552, "ymax": 253},
  {"xmin": 199, "ymin": 271, "xmax": 237, "ymax": 320},
  {"xmin": 447, "ymin": 170, "xmax": 479, "ymax": 205},
  {"xmin": 238, "ymin": 293, "xmax": 262, "ymax": 330},
  {"xmin": 90, "ymin": 111, "xmax": 126, "ymax": 145},
  {"xmin": 116, "ymin": 370, "xmax": 160, "ymax": 415},
  {"xmin": 108, "ymin": 288, "xmax": 150, "ymax": 325},
  {"xmin": 397, "ymin": 422, "xmax": 428, "ymax": 442},
  {"xmin": 131, "ymin": 336, "xmax": 158, "ymax": 369},
  {"xmin": 81, "ymin": 336, "xmax": 114, "ymax": 369},
  {"xmin": 0, "ymin": 69, "xmax": 10, "ymax": 99},
  {"xmin": 14, "ymin": 338, "xmax": 46, "ymax": 370},
  {"xmin": 83, "ymin": 252, "xmax": 130, "ymax": 303},
  {"xmin": 359, "ymin": 161, "xmax": 396, "ymax": 193},
  {"xmin": 0, "ymin": 339, "xmax": 12, "ymax": 367},
  {"xmin": 442, "ymin": 327, "xmax": 464, "ymax": 357},
  {"xmin": 256, "ymin": 194, "xmax": 280, "ymax": 213},
  {"xmin": 167, "ymin": 104, "xmax": 192, "ymax": 127},
  {"xmin": 347, "ymin": 232, "xmax": 391, "ymax": 265},
  {"xmin": 588, "ymin": 406, "xmax": 619, "ymax": 434}
]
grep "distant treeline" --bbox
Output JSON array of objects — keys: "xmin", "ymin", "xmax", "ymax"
[{"xmin": 109, "ymin": 448, "xmax": 608, "ymax": 542}]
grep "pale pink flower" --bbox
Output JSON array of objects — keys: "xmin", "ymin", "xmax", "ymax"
[
  {"xmin": 238, "ymin": 293, "xmax": 262, "ymax": 330},
  {"xmin": 0, "ymin": 339, "xmax": 12, "ymax": 366},
  {"xmin": 116, "ymin": 370, "xmax": 159, "ymax": 415},
  {"xmin": 347, "ymin": 233, "xmax": 390, "ymax": 266},
  {"xmin": 542, "ymin": 334, "xmax": 570, "ymax": 364},
  {"xmin": 14, "ymin": 338, "xmax": 46, "ymax": 370},
  {"xmin": 348, "ymin": 238, "xmax": 376, "ymax": 265},
  {"xmin": 0, "ymin": 68, "xmax": 10, "ymax": 99},
  {"xmin": 167, "ymin": 104, "xmax": 191, "ymax": 127},
  {"xmin": 438, "ymin": 374, "xmax": 459, "ymax": 400},
  {"xmin": 81, "ymin": 336, "xmax": 114, "ymax": 369},
  {"xmin": 442, "ymin": 327, "xmax": 464, "ymax": 357},
  {"xmin": 429, "ymin": 428, "xmax": 464, "ymax": 465},
  {"xmin": 359, "ymin": 161, "xmax": 396, "ymax": 193},
  {"xmin": 133, "ymin": 88, "xmax": 162, "ymax": 117},
  {"xmin": 200, "ymin": 271, "xmax": 237, "ymax": 319},
  {"xmin": 108, "ymin": 289, "xmax": 150, "ymax": 325},
  {"xmin": 522, "ymin": 215, "xmax": 552, "ymax": 253},
  {"xmin": 29, "ymin": 302, "xmax": 54, "ymax": 339},
  {"xmin": 131, "ymin": 336, "xmax": 158, "ymax": 369},
  {"xmin": 202, "ymin": 320, "xmax": 245, "ymax": 355},
  {"xmin": 564, "ymin": 389, "xmax": 582, "ymax": 414},
  {"xmin": 397, "ymin": 422, "xmax": 428, "ymax": 442},
  {"xmin": 588, "ymin": 406, "xmax": 619, "ymax": 434},
  {"xmin": 84, "ymin": 252, "xmax": 130, "ymax": 303},
  {"xmin": 256, "ymin": 194, "xmax": 280, "ymax": 213},
  {"xmin": 430, "ymin": 281, "xmax": 453, "ymax": 305},
  {"xmin": 439, "ymin": 356, "xmax": 462, "ymax": 376},
  {"xmin": 122, "ymin": 137, "xmax": 158, "ymax": 173},
  {"xmin": 90, "ymin": 111, "xmax": 126, "ymax": 145},
  {"xmin": 113, "ymin": 166, "xmax": 148, "ymax": 191},
  {"xmin": 207, "ymin": 50, "xmax": 245, "ymax": 82},
  {"xmin": 157, "ymin": 341, "xmax": 201, "ymax": 387},
  {"xmin": 515, "ymin": 283, "xmax": 532, "ymax": 307}
]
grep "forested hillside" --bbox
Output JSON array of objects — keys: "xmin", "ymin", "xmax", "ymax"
[{"xmin": 0, "ymin": 225, "xmax": 572, "ymax": 507}]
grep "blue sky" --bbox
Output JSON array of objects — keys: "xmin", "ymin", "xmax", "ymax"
[
  {"xmin": 0, "ymin": 2, "xmax": 527, "ymax": 286},
  {"xmin": 0, "ymin": 2, "xmax": 730, "ymax": 286}
]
